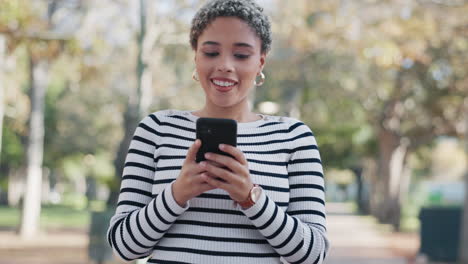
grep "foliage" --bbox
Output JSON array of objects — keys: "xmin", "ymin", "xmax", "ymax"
[{"xmin": 265, "ymin": 0, "xmax": 467, "ymax": 165}]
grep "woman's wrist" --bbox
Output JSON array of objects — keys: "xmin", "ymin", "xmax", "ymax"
[
  {"xmin": 172, "ymin": 180, "xmax": 188, "ymax": 207},
  {"xmin": 238, "ymin": 184, "xmax": 261, "ymax": 209}
]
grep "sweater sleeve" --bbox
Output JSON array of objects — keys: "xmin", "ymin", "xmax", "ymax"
[
  {"xmin": 106, "ymin": 114, "xmax": 189, "ymax": 261},
  {"xmin": 241, "ymin": 121, "xmax": 330, "ymax": 264}
]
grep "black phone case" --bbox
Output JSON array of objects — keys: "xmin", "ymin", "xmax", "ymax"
[{"xmin": 196, "ymin": 118, "xmax": 237, "ymax": 162}]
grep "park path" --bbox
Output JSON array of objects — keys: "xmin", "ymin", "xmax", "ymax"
[
  {"xmin": 0, "ymin": 203, "xmax": 419, "ymax": 264},
  {"xmin": 0, "ymin": 229, "xmax": 91, "ymax": 264},
  {"xmin": 326, "ymin": 202, "xmax": 419, "ymax": 264}
]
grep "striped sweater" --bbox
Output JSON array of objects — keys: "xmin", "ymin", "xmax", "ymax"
[{"xmin": 107, "ymin": 109, "xmax": 329, "ymax": 264}]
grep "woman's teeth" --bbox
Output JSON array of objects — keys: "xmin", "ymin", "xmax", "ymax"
[{"xmin": 212, "ymin": 79, "xmax": 235, "ymax": 87}]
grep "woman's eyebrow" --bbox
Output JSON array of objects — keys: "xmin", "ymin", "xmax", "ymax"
[
  {"xmin": 233, "ymin": 42, "xmax": 254, "ymax": 48},
  {"xmin": 201, "ymin": 41, "xmax": 254, "ymax": 49},
  {"xmin": 202, "ymin": 41, "xmax": 220, "ymax": 46}
]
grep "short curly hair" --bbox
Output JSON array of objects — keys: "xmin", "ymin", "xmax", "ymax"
[{"xmin": 190, "ymin": 0, "xmax": 272, "ymax": 53}]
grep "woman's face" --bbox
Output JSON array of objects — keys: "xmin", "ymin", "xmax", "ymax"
[{"xmin": 195, "ymin": 17, "xmax": 266, "ymax": 109}]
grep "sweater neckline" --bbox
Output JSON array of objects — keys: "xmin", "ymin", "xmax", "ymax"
[{"xmin": 180, "ymin": 110, "xmax": 269, "ymax": 129}]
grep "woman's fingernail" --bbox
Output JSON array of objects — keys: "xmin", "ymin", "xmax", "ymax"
[
  {"xmin": 219, "ymin": 144, "xmax": 225, "ymax": 149},
  {"xmin": 200, "ymin": 161, "xmax": 206, "ymax": 167},
  {"xmin": 205, "ymin": 153, "xmax": 211, "ymax": 159}
]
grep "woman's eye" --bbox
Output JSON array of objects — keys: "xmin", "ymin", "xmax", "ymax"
[
  {"xmin": 235, "ymin": 54, "xmax": 250, "ymax": 59},
  {"xmin": 204, "ymin": 52, "xmax": 219, "ymax": 57}
]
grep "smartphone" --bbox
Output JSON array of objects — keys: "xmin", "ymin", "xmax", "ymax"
[{"xmin": 196, "ymin": 117, "xmax": 237, "ymax": 163}]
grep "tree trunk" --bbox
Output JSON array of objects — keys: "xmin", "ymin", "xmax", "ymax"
[
  {"xmin": 387, "ymin": 139, "xmax": 409, "ymax": 231},
  {"xmin": 19, "ymin": 51, "xmax": 48, "ymax": 239},
  {"xmin": 136, "ymin": 0, "xmax": 149, "ymax": 118},
  {"xmin": 8, "ymin": 168, "xmax": 25, "ymax": 207},
  {"xmin": 362, "ymin": 158, "xmax": 380, "ymax": 217},
  {"xmin": 108, "ymin": 0, "xmax": 148, "ymax": 206},
  {"xmin": 0, "ymin": 34, "xmax": 5, "ymax": 160},
  {"xmin": 376, "ymin": 126, "xmax": 410, "ymax": 230},
  {"xmin": 376, "ymin": 128, "xmax": 399, "ymax": 221},
  {"xmin": 353, "ymin": 167, "xmax": 369, "ymax": 214},
  {"xmin": 41, "ymin": 167, "xmax": 50, "ymax": 204},
  {"xmin": 0, "ymin": 36, "xmax": 4, "ymax": 201}
]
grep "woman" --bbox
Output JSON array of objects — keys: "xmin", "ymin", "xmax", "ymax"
[{"xmin": 107, "ymin": 0, "xmax": 329, "ymax": 263}]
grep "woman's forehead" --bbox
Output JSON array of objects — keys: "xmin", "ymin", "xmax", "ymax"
[{"xmin": 198, "ymin": 17, "xmax": 261, "ymax": 49}]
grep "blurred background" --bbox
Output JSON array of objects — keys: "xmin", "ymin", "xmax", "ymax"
[{"xmin": 0, "ymin": 0, "xmax": 467, "ymax": 263}]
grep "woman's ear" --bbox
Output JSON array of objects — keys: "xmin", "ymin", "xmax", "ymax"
[{"xmin": 259, "ymin": 53, "xmax": 266, "ymax": 73}]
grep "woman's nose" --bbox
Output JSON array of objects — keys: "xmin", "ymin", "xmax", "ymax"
[{"xmin": 216, "ymin": 56, "xmax": 234, "ymax": 73}]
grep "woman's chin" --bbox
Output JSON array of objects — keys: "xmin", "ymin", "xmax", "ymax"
[
  {"xmin": 208, "ymin": 97, "xmax": 239, "ymax": 109},
  {"xmin": 211, "ymin": 101, "xmax": 236, "ymax": 108}
]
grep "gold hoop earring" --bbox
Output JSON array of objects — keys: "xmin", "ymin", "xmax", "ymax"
[
  {"xmin": 192, "ymin": 70, "xmax": 199, "ymax": 82},
  {"xmin": 254, "ymin": 72, "xmax": 265, "ymax": 86}
]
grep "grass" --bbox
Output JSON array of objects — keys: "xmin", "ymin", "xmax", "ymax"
[{"xmin": 0, "ymin": 205, "xmax": 91, "ymax": 230}]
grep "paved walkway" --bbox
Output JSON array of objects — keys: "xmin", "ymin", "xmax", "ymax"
[
  {"xmin": 0, "ymin": 203, "xmax": 419, "ymax": 264},
  {"xmin": 326, "ymin": 203, "xmax": 419, "ymax": 264},
  {"xmin": 0, "ymin": 229, "xmax": 92, "ymax": 264}
]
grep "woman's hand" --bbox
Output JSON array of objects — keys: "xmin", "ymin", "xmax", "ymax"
[
  {"xmin": 172, "ymin": 140, "xmax": 216, "ymax": 207},
  {"xmin": 199, "ymin": 144, "xmax": 254, "ymax": 203}
]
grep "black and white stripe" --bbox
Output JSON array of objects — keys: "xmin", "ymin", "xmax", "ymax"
[{"xmin": 107, "ymin": 110, "xmax": 329, "ymax": 263}]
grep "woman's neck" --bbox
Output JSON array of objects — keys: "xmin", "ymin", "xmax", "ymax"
[{"xmin": 193, "ymin": 103, "xmax": 261, "ymax": 123}]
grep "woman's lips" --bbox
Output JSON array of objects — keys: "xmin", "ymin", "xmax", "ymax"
[{"xmin": 211, "ymin": 78, "xmax": 238, "ymax": 92}]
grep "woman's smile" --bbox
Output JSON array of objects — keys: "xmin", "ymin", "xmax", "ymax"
[{"xmin": 210, "ymin": 77, "xmax": 238, "ymax": 92}]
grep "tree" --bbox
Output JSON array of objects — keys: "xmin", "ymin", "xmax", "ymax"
[
  {"xmin": 108, "ymin": 0, "xmax": 149, "ymax": 205},
  {"xmin": 266, "ymin": 0, "xmax": 467, "ymax": 230},
  {"xmin": 108, "ymin": 0, "xmax": 204, "ymax": 205},
  {"xmin": 20, "ymin": 44, "xmax": 50, "ymax": 237},
  {"xmin": 1, "ymin": 0, "xmax": 84, "ymax": 238},
  {"xmin": 0, "ymin": 34, "xmax": 5, "ymax": 162},
  {"xmin": 360, "ymin": 3, "xmax": 467, "ymax": 229}
]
